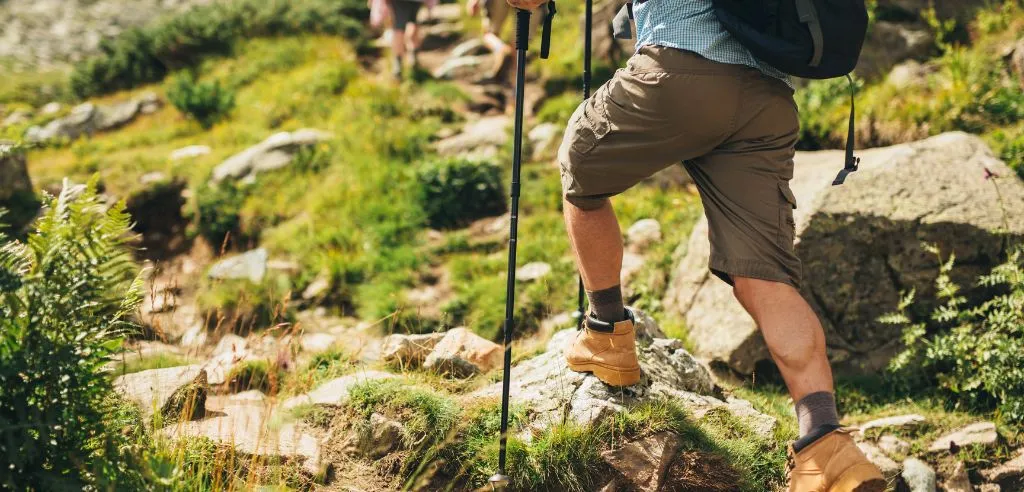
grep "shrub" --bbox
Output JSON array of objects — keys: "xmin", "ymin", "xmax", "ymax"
[
  {"xmin": 416, "ymin": 158, "xmax": 506, "ymax": 229},
  {"xmin": 886, "ymin": 244, "xmax": 1024, "ymax": 422},
  {"xmin": 990, "ymin": 128, "xmax": 1024, "ymax": 179},
  {"xmin": 0, "ymin": 181, "xmax": 144, "ymax": 488},
  {"xmin": 193, "ymin": 181, "xmax": 247, "ymax": 249},
  {"xmin": 69, "ymin": 0, "xmax": 370, "ymax": 98},
  {"xmin": 166, "ymin": 73, "xmax": 236, "ymax": 129}
]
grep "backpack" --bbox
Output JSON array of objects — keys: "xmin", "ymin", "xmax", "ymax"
[{"xmin": 712, "ymin": 0, "xmax": 868, "ymax": 185}]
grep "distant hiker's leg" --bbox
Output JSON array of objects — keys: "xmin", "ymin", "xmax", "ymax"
[
  {"xmin": 731, "ymin": 277, "xmax": 835, "ymax": 407},
  {"xmin": 390, "ymin": 27, "xmax": 405, "ymax": 77},
  {"xmin": 405, "ymin": 22, "xmax": 421, "ymax": 67},
  {"xmin": 480, "ymin": 0, "xmax": 513, "ymax": 79}
]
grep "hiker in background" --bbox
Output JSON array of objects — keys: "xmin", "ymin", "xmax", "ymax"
[
  {"xmin": 466, "ymin": 0, "xmax": 544, "ymax": 83},
  {"xmin": 502, "ymin": 0, "xmax": 886, "ymax": 488},
  {"xmin": 370, "ymin": 0, "xmax": 436, "ymax": 79}
]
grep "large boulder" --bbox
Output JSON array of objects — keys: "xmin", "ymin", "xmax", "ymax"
[
  {"xmin": 468, "ymin": 310, "xmax": 776, "ymax": 438},
  {"xmin": 856, "ymin": 21, "xmax": 934, "ymax": 80},
  {"xmin": 114, "ymin": 365, "xmax": 206, "ymax": 420},
  {"xmin": 0, "ymin": 142, "xmax": 38, "ymax": 232},
  {"xmin": 665, "ymin": 133, "xmax": 1024, "ymax": 375}
]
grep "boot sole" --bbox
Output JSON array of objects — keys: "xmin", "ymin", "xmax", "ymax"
[
  {"xmin": 566, "ymin": 360, "xmax": 641, "ymax": 387},
  {"xmin": 831, "ymin": 474, "xmax": 886, "ymax": 492}
]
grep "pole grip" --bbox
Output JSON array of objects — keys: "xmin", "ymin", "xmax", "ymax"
[{"xmin": 515, "ymin": 9, "xmax": 531, "ymax": 51}]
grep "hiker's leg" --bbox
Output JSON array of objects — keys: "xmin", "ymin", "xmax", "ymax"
[
  {"xmin": 564, "ymin": 199, "xmax": 622, "ymax": 293},
  {"xmin": 405, "ymin": 21, "xmax": 421, "ymax": 51},
  {"xmin": 390, "ymin": 27, "xmax": 406, "ymax": 58},
  {"xmin": 732, "ymin": 277, "xmax": 833, "ymax": 401}
]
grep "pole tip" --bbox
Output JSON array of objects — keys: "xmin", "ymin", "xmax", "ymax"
[{"xmin": 488, "ymin": 474, "xmax": 510, "ymax": 489}]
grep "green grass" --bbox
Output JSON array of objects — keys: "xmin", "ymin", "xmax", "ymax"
[
  {"xmin": 280, "ymin": 345, "xmax": 355, "ymax": 396},
  {"xmin": 118, "ymin": 352, "xmax": 193, "ymax": 375}
]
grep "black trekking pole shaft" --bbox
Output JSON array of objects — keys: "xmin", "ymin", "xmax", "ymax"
[
  {"xmin": 575, "ymin": 0, "xmax": 594, "ymax": 330},
  {"xmin": 492, "ymin": 9, "xmax": 532, "ymax": 488}
]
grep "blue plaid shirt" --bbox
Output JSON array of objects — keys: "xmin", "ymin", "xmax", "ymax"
[{"xmin": 633, "ymin": 0, "xmax": 791, "ymax": 85}]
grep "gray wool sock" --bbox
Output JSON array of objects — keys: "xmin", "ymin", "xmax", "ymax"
[
  {"xmin": 795, "ymin": 391, "xmax": 840, "ymax": 437},
  {"xmin": 586, "ymin": 285, "xmax": 626, "ymax": 323}
]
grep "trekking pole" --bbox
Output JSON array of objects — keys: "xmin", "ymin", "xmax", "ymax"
[
  {"xmin": 573, "ymin": 0, "xmax": 594, "ymax": 331},
  {"xmin": 490, "ymin": 3, "xmax": 555, "ymax": 489}
]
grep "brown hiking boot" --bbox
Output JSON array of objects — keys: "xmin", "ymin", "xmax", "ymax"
[
  {"xmin": 564, "ymin": 310, "xmax": 641, "ymax": 387},
  {"xmin": 787, "ymin": 428, "xmax": 886, "ymax": 492}
]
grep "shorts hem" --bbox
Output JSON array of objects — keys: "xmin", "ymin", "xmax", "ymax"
[{"xmin": 709, "ymin": 255, "xmax": 800, "ymax": 290}]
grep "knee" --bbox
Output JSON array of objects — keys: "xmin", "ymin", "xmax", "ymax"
[{"xmin": 563, "ymin": 195, "xmax": 609, "ymax": 212}]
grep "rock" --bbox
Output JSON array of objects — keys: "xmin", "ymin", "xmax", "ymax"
[
  {"xmin": 423, "ymin": 327, "xmax": 502, "ymax": 377},
  {"xmin": 229, "ymin": 390, "xmax": 268, "ymax": 403},
  {"xmin": 207, "ymin": 248, "xmax": 268, "ymax": 283},
  {"xmin": 299, "ymin": 333, "xmax": 337, "ymax": 354},
  {"xmin": 159, "ymin": 369, "xmax": 208, "ymax": 423},
  {"xmin": 620, "ymin": 251, "xmax": 646, "ymax": 287},
  {"xmin": 419, "ymin": 3, "xmax": 462, "ymax": 23},
  {"xmin": 204, "ymin": 334, "xmax": 252, "ymax": 385},
  {"xmin": 929, "ymin": 422, "xmax": 999, "ymax": 453},
  {"xmin": 432, "ymin": 54, "xmax": 489, "ymax": 80},
  {"xmin": 114, "ymin": 365, "xmax": 206, "ymax": 420},
  {"xmin": 1006, "ymin": 39, "xmax": 1024, "ymax": 88},
  {"xmin": 164, "ymin": 399, "xmax": 330, "ymax": 481},
  {"xmin": 528, "ymin": 122, "xmax": 562, "ymax": 161},
  {"xmin": 381, "ymin": 332, "xmax": 447, "ymax": 367},
  {"xmin": 2, "ymin": 110, "xmax": 30, "ymax": 127},
  {"xmin": 902, "ymin": 457, "xmax": 937, "ymax": 492},
  {"xmin": 26, "ymin": 102, "xmax": 96, "ymax": 142},
  {"xmin": 516, "ymin": 262, "xmax": 552, "ymax": 282},
  {"xmin": 886, "ymin": 60, "xmax": 938, "ymax": 89},
  {"xmin": 857, "ymin": 21, "xmax": 934, "ymax": 80},
  {"xmin": 943, "ymin": 461, "xmax": 973, "ymax": 492},
  {"xmin": 95, "ymin": 92, "xmax": 161, "ymax": 131},
  {"xmin": 170, "ymin": 144, "xmax": 211, "ymax": 161},
  {"xmin": 419, "ymin": 22, "xmax": 462, "ymax": 51},
  {"xmin": 601, "ymin": 431, "xmax": 681, "ymax": 492},
  {"xmin": 302, "ymin": 275, "xmax": 331, "ymax": 300},
  {"xmin": 25, "ymin": 94, "xmax": 160, "ymax": 143},
  {"xmin": 0, "ymin": 142, "xmax": 37, "ymax": 231},
  {"xmin": 0, "ymin": 0, "xmax": 215, "ymax": 69},
  {"xmin": 340, "ymin": 412, "xmax": 406, "ymax": 459},
  {"xmin": 435, "ymin": 116, "xmax": 510, "ymax": 157},
  {"xmin": 448, "ymin": 38, "xmax": 488, "ymax": 59},
  {"xmin": 139, "ymin": 171, "xmax": 167, "ymax": 185},
  {"xmin": 468, "ymin": 309, "xmax": 776, "ymax": 437},
  {"xmin": 979, "ymin": 484, "xmax": 1001, "ymax": 492},
  {"xmin": 860, "ymin": 414, "xmax": 927, "ymax": 432},
  {"xmin": 282, "ymin": 370, "xmax": 397, "ymax": 409},
  {"xmin": 212, "ymin": 129, "xmax": 331, "ymax": 183},
  {"xmin": 665, "ymin": 133, "xmax": 1024, "ymax": 375},
  {"xmin": 626, "ymin": 219, "xmax": 662, "ymax": 253},
  {"xmin": 40, "ymin": 102, "xmax": 63, "ymax": 115},
  {"xmin": 857, "ymin": 441, "xmax": 901, "ymax": 480},
  {"xmin": 877, "ymin": 434, "xmax": 912, "ymax": 456},
  {"xmin": 875, "ymin": 0, "xmax": 990, "ymax": 21},
  {"xmin": 982, "ymin": 449, "xmax": 1024, "ymax": 483},
  {"xmin": 588, "ymin": 0, "xmax": 635, "ymax": 65}
]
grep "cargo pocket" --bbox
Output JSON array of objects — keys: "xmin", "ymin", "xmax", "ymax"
[
  {"xmin": 778, "ymin": 181, "xmax": 798, "ymax": 246},
  {"xmin": 570, "ymin": 79, "xmax": 614, "ymax": 156}
]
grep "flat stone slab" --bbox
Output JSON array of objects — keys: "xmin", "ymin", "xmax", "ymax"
[
  {"xmin": 281, "ymin": 370, "xmax": 397, "ymax": 410},
  {"xmin": 859, "ymin": 414, "xmax": 927, "ymax": 432},
  {"xmin": 929, "ymin": 422, "xmax": 998, "ymax": 452}
]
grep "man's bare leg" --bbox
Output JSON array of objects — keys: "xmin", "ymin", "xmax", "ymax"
[
  {"xmin": 732, "ymin": 278, "xmax": 833, "ymax": 401},
  {"xmin": 564, "ymin": 199, "xmax": 622, "ymax": 292}
]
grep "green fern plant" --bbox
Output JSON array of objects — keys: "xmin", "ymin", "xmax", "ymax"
[
  {"xmin": 0, "ymin": 179, "xmax": 145, "ymax": 488},
  {"xmin": 885, "ymin": 244, "xmax": 1024, "ymax": 422}
]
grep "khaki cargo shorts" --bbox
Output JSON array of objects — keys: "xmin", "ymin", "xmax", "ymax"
[{"xmin": 558, "ymin": 45, "xmax": 802, "ymax": 287}]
